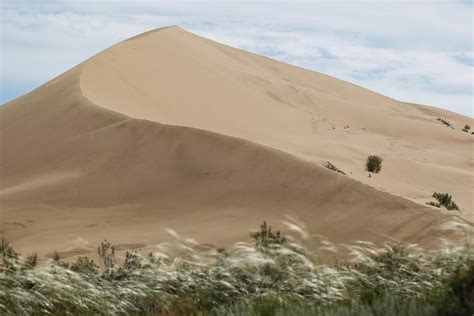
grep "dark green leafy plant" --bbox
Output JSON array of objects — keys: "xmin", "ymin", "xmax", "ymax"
[
  {"xmin": 437, "ymin": 118, "xmax": 453, "ymax": 129},
  {"xmin": 366, "ymin": 155, "xmax": 383, "ymax": 173},
  {"xmin": 123, "ymin": 249, "xmax": 142, "ymax": 270},
  {"xmin": 0, "ymin": 238, "xmax": 18, "ymax": 271},
  {"xmin": 250, "ymin": 221, "xmax": 286, "ymax": 251},
  {"xmin": 70, "ymin": 257, "xmax": 99, "ymax": 275},
  {"xmin": 24, "ymin": 254, "xmax": 38, "ymax": 269},
  {"xmin": 426, "ymin": 201, "xmax": 440, "ymax": 208},
  {"xmin": 427, "ymin": 192, "xmax": 459, "ymax": 211}
]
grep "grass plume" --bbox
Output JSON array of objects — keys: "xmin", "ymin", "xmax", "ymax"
[{"xmin": 0, "ymin": 221, "xmax": 472, "ymax": 315}]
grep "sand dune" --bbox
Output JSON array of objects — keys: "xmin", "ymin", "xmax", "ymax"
[{"xmin": 0, "ymin": 26, "xmax": 472, "ymax": 257}]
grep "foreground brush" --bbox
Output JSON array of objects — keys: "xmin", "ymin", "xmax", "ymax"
[{"xmin": 1, "ymin": 220, "xmax": 473, "ymax": 315}]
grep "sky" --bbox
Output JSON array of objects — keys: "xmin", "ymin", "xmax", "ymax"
[{"xmin": 1, "ymin": 1, "xmax": 473, "ymax": 116}]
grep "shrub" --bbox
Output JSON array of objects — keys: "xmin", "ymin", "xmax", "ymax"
[
  {"xmin": 123, "ymin": 249, "xmax": 142, "ymax": 270},
  {"xmin": 426, "ymin": 192, "xmax": 459, "ymax": 211},
  {"xmin": 24, "ymin": 254, "xmax": 38, "ymax": 269},
  {"xmin": 462, "ymin": 124, "xmax": 471, "ymax": 132},
  {"xmin": 366, "ymin": 155, "xmax": 383, "ymax": 173},
  {"xmin": 70, "ymin": 256, "xmax": 99, "ymax": 275},
  {"xmin": 98, "ymin": 240, "xmax": 116, "ymax": 270},
  {"xmin": 1, "ymin": 222, "xmax": 473, "ymax": 315},
  {"xmin": 250, "ymin": 221, "xmax": 286, "ymax": 251},
  {"xmin": 437, "ymin": 118, "xmax": 453, "ymax": 128},
  {"xmin": 323, "ymin": 161, "xmax": 346, "ymax": 175},
  {"xmin": 51, "ymin": 251, "xmax": 70, "ymax": 269},
  {"xmin": 426, "ymin": 201, "xmax": 440, "ymax": 208},
  {"xmin": 1, "ymin": 238, "xmax": 21, "ymax": 272}
]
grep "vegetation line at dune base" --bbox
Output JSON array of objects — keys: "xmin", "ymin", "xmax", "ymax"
[{"xmin": 1, "ymin": 221, "xmax": 473, "ymax": 315}]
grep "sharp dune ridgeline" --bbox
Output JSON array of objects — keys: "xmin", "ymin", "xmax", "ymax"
[{"xmin": 0, "ymin": 26, "xmax": 472, "ymax": 258}]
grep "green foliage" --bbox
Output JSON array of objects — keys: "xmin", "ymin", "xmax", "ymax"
[
  {"xmin": 462, "ymin": 124, "xmax": 471, "ymax": 132},
  {"xmin": 250, "ymin": 221, "xmax": 286, "ymax": 251},
  {"xmin": 438, "ymin": 256, "xmax": 474, "ymax": 315},
  {"xmin": 0, "ymin": 238, "xmax": 18, "ymax": 258},
  {"xmin": 70, "ymin": 257, "xmax": 99, "ymax": 275},
  {"xmin": 51, "ymin": 251, "xmax": 69, "ymax": 269},
  {"xmin": 426, "ymin": 201, "xmax": 440, "ymax": 208},
  {"xmin": 51, "ymin": 251, "xmax": 60, "ymax": 262},
  {"xmin": 97, "ymin": 240, "xmax": 115, "ymax": 270},
  {"xmin": 123, "ymin": 249, "xmax": 142, "ymax": 270},
  {"xmin": 0, "ymin": 238, "xmax": 18, "ymax": 270},
  {"xmin": 366, "ymin": 155, "xmax": 383, "ymax": 173},
  {"xmin": 437, "ymin": 118, "xmax": 453, "ymax": 128},
  {"xmin": 0, "ymin": 223, "xmax": 472, "ymax": 315},
  {"xmin": 24, "ymin": 254, "xmax": 38, "ymax": 269},
  {"xmin": 427, "ymin": 192, "xmax": 460, "ymax": 211}
]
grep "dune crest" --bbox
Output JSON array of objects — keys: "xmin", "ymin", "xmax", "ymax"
[
  {"xmin": 80, "ymin": 26, "xmax": 473, "ymax": 217},
  {"xmin": 0, "ymin": 26, "xmax": 471, "ymax": 256}
]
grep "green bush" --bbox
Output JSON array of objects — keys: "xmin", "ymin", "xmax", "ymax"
[
  {"xmin": 97, "ymin": 240, "xmax": 116, "ymax": 270},
  {"xmin": 250, "ymin": 220, "xmax": 286, "ymax": 251},
  {"xmin": 426, "ymin": 192, "xmax": 459, "ymax": 211},
  {"xmin": 437, "ymin": 118, "xmax": 453, "ymax": 128},
  {"xmin": 70, "ymin": 257, "xmax": 99, "ymax": 275},
  {"xmin": 426, "ymin": 201, "xmax": 440, "ymax": 208},
  {"xmin": 366, "ymin": 155, "xmax": 383, "ymax": 173},
  {"xmin": 0, "ymin": 238, "xmax": 19, "ymax": 272},
  {"xmin": 462, "ymin": 124, "xmax": 471, "ymax": 132},
  {"xmin": 24, "ymin": 254, "xmax": 38, "ymax": 269}
]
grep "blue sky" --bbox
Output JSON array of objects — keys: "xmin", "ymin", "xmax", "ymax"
[{"xmin": 1, "ymin": 1, "xmax": 473, "ymax": 116}]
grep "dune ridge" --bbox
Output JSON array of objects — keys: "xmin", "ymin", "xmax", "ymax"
[
  {"xmin": 79, "ymin": 26, "xmax": 473, "ymax": 216},
  {"xmin": 0, "ymin": 26, "xmax": 471, "ymax": 257}
]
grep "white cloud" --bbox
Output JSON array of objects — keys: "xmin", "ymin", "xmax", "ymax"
[{"xmin": 1, "ymin": 1, "xmax": 472, "ymax": 116}]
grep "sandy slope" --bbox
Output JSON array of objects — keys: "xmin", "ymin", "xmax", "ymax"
[
  {"xmin": 0, "ymin": 26, "xmax": 471, "ymax": 258},
  {"xmin": 80, "ymin": 27, "xmax": 473, "ymax": 216}
]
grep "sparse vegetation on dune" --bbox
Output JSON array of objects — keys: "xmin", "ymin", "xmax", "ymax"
[
  {"xmin": 323, "ymin": 161, "xmax": 346, "ymax": 175},
  {"xmin": 437, "ymin": 118, "xmax": 454, "ymax": 129},
  {"xmin": 1, "ymin": 222, "xmax": 473, "ymax": 315},
  {"xmin": 366, "ymin": 155, "xmax": 383, "ymax": 173},
  {"xmin": 427, "ymin": 192, "xmax": 460, "ymax": 211},
  {"xmin": 462, "ymin": 124, "xmax": 470, "ymax": 132}
]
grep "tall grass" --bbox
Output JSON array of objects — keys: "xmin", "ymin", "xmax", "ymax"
[{"xmin": 1, "ymin": 220, "xmax": 473, "ymax": 315}]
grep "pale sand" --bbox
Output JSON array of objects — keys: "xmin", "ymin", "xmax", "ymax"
[{"xmin": 0, "ymin": 26, "xmax": 472, "ymax": 258}]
